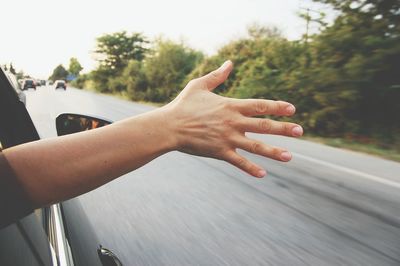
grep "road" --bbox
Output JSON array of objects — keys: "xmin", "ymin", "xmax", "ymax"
[{"xmin": 25, "ymin": 86, "xmax": 400, "ymax": 265}]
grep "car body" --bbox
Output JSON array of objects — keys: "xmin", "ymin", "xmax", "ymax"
[
  {"xmin": 55, "ymin": 80, "xmax": 67, "ymax": 90},
  {"xmin": 22, "ymin": 79, "xmax": 36, "ymax": 90},
  {"xmin": 2, "ymin": 68, "xmax": 26, "ymax": 105},
  {"xmin": 0, "ymin": 67, "xmax": 121, "ymax": 265}
]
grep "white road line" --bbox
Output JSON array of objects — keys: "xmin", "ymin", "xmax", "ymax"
[{"xmin": 292, "ymin": 152, "xmax": 400, "ymax": 189}]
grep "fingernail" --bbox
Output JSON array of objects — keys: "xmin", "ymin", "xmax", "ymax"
[
  {"xmin": 286, "ymin": 104, "xmax": 295, "ymax": 114},
  {"xmin": 219, "ymin": 60, "xmax": 231, "ymax": 71},
  {"xmin": 281, "ymin": 151, "xmax": 292, "ymax": 161},
  {"xmin": 257, "ymin": 170, "xmax": 266, "ymax": 178},
  {"xmin": 292, "ymin": 126, "xmax": 303, "ymax": 137}
]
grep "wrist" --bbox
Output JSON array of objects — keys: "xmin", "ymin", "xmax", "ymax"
[{"xmin": 154, "ymin": 104, "xmax": 180, "ymax": 153}]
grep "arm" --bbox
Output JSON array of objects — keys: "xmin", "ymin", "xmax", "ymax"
[{"xmin": 2, "ymin": 61, "xmax": 303, "ymax": 208}]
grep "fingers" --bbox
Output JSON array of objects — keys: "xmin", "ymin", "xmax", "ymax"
[
  {"xmin": 230, "ymin": 98, "xmax": 296, "ymax": 117},
  {"xmin": 224, "ymin": 151, "xmax": 266, "ymax": 178},
  {"xmin": 200, "ymin": 60, "xmax": 233, "ymax": 91},
  {"xmin": 237, "ymin": 117, "xmax": 303, "ymax": 137},
  {"xmin": 233, "ymin": 137, "xmax": 292, "ymax": 162}
]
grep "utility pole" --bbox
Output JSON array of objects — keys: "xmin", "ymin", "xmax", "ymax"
[
  {"xmin": 305, "ymin": 8, "xmax": 311, "ymax": 42},
  {"xmin": 300, "ymin": 7, "xmax": 321, "ymax": 43}
]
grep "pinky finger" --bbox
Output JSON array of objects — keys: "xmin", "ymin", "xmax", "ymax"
[{"xmin": 225, "ymin": 151, "xmax": 267, "ymax": 178}]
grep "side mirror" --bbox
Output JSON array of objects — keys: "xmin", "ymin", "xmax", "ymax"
[{"xmin": 56, "ymin": 113, "xmax": 112, "ymax": 136}]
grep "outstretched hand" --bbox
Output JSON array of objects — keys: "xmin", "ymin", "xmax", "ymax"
[
  {"xmin": 1, "ymin": 59, "xmax": 304, "ymax": 212},
  {"xmin": 165, "ymin": 60, "xmax": 303, "ymax": 178}
]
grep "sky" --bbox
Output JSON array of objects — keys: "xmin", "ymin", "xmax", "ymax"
[{"xmin": 0, "ymin": 0, "xmax": 333, "ymax": 78}]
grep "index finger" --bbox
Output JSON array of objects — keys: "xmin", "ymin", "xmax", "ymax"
[{"xmin": 230, "ymin": 99, "xmax": 296, "ymax": 117}]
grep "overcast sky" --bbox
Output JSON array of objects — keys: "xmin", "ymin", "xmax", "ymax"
[{"xmin": 0, "ymin": 0, "xmax": 332, "ymax": 78}]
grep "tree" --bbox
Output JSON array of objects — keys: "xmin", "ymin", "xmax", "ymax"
[
  {"xmin": 187, "ymin": 25, "xmax": 286, "ymax": 95},
  {"xmin": 68, "ymin": 58, "xmax": 83, "ymax": 76},
  {"xmin": 9, "ymin": 63, "xmax": 16, "ymax": 74},
  {"xmin": 16, "ymin": 70, "xmax": 24, "ymax": 80},
  {"xmin": 94, "ymin": 31, "xmax": 148, "ymax": 73},
  {"xmin": 122, "ymin": 60, "xmax": 148, "ymax": 101},
  {"xmin": 91, "ymin": 66, "xmax": 114, "ymax": 93},
  {"xmin": 309, "ymin": 0, "xmax": 400, "ymax": 141},
  {"xmin": 49, "ymin": 65, "xmax": 68, "ymax": 81},
  {"xmin": 143, "ymin": 39, "xmax": 203, "ymax": 101}
]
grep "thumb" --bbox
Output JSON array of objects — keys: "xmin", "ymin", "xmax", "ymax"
[{"xmin": 201, "ymin": 60, "xmax": 233, "ymax": 91}]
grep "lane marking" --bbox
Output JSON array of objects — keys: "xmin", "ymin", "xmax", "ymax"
[{"xmin": 292, "ymin": 152, "xmax": 400, "ymax": 189}]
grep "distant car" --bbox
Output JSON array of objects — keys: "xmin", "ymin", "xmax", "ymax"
[
  {"xmin": 35, "ymin": 80, "xmax": 41, "ymax": 87},
  {"xmin": 55, "ymin": 80, "xmax": 67, "ymax": 90},
  {"xmin": 40, "ymin": 80, "xmax": 46, "ymax": 86},
  {"xmin": 22, "ymin": 79, "xmax": 36, "ymax": 90},
  {"xmin": 2, "ymin": 68, "xmax": 26, "ymax": 105}
]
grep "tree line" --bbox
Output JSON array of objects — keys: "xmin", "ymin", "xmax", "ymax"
[
  {"xmin": 70, "ymin": 0, "xmax": 400, "ymax": 150},
  {"xmin": 49, "ymin": 58, "xmax": 83, "ymax": 82}
]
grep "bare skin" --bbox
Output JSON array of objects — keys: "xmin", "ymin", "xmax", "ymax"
[{"xmin": 3, "ymin": 60, "xmax": 303, "ymax": 208}]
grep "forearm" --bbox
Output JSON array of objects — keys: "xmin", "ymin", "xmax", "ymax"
[{"xmin": 3, "ymin": 106, "xmax": 175, "ymax": 207}]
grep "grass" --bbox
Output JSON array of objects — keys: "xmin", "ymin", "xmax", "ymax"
[
  {"xmin": 109, "ymin": 92, "xmax": 164, "ymax": 107},
  {"xmin": 81, "ymin": 87, "xmax": 164, "ymax": 107},
  {"xmin": 302, "ymin": 134, "xmax": 400, "ymax": 162}
]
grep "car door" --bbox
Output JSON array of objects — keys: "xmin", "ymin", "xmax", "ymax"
[
  {"xmin": 0, "ymin": 67, "xmax": 122, "ymax": 266},
  {"xmin": 0, "ymin": 68, "xmax": 54, "ymax": 265}
]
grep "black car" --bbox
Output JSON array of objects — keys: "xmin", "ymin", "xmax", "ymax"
[
  {"xmin": 23, "ymin": 79, "xmax": 36, "ymax": 90},
  {"xmin": 0, "ymin": 68, "xmax": 122, "ymax": 265}
]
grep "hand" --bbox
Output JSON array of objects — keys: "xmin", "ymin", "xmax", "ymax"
[{"xmin": 165, "ymin": 60, "xmax": 303, "ymax": 178}]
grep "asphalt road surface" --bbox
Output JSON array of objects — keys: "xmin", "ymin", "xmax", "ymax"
[{"xmin": 25, "ymin": 86, "xmax": 400, "ymax": 265}]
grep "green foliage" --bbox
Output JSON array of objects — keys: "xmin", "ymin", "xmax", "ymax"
[
  {"xmin": 68, "ymin": 58, "xmax": 83, "ymax": 76},
  {"xmin": 2, "ymin": 63, "xmax": 16, "ymax": 74},
  {"xmin": 79, "ymin": 6, "xmax": 399, "ymax": 150},
  {"xmin": 95, "ymin": 31, "xmax": 148, "ymax": 73},
  {"xmin": 307, "ymin": 0, "xmax": 400, "ymax": 143},
  {"xmin": 91, "ymin": 31, "xmax": 149, "ymax": 94},
  {"xmin": 70, "ymin": 73, "xmax": 90, "ymax": 89},
  {"xmin": 91, "ymin": 66, "xmax": 114, "ymax": 93},
  {"xmin": 143, "ymin": 39, "xmax": 203, "ymax": 101},
  {"xmin": 49, "ymin": 64, "xmax": 68, "ymax": 81},
  {"xmin": 16, "ymin": 70, "xmax": 24, "ymax": 80},
  {"xmin": 122, "ymin": 60, "xmax": 148, "ymax": 101},
  {"xmin": 9, "ymin": 63, "xmax": 16, "ymax": 75}
]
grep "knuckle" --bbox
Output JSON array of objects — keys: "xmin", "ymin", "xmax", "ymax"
[
  {"xmin": 255, "ymin": 101, "xmax": 268, "ymax": 114},
  {"xmin": 235, "ymin": 157, "xmax": 247, "ymax": 168},
  {"xmin": 217, "ymin": 148, "xmax": 229, "ymax": 159},
  {"xmin": 210, "ymin": 70, "xmax": 219, "ymax": 79},
  {"xmin": 284, "ymin": 123, "xmax": 293, "ymax": 133},
  {"xmin": 187, "ymin": 78, "xmax": 201, "ymax": 87},
  {"xmin": 223, "ymin": 101, "xmax": 235, "ymax": 111},
  {"xmin": 259, "ymin": 119, "xmax": 272, "ymax": 132},
  {"xmin": 250, "ymin": 141, "xmax": 262, "ymax": 154},
  {"xmin": 271, "ymin": 147, "xmax": 282, "ymax": 158},
  {"xmin": 223, "ymin": 118, "xmax": 234, "ymax": 128}
]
